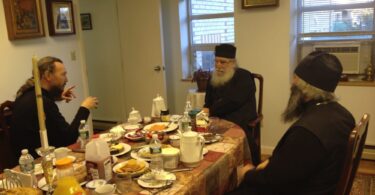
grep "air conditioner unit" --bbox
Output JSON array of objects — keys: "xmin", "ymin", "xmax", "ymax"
[{"xmin": 313, "ymin": 44, "xmax": 360, "ymax": 74}]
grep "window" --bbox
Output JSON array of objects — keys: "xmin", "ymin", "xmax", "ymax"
[
  {"xmin": 188, "ymin": 0, "xmax": 234, "ymax": 73},
  {"xmin": 298, "ymin": 0, "xmax": 375, "ymax": 41},
  {"xmin": 297, "ymin": 0, "xmax": 375, "ymax": 76}
]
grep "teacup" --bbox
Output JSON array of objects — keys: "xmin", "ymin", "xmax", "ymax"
[{"xmin": 94, "ymin": 184, "xmax": 116, "ymax": 195}]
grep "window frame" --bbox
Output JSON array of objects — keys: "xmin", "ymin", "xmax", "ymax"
[{"xmin": 187, "ymin": 0, "xmax": 235, "ymax": 75}]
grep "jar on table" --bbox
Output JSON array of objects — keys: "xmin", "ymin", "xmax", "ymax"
[
  {"xmin": 55, "ymin": 157, "xmax": 74, "ymax": 179},
  {"xmin": 160, "ymin": 110, "xmax": 170, "ymax": 122}
]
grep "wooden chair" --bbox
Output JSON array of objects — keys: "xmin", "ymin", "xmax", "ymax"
[
  {"xmin": 0, "ymin": 100, "xmax": 17, "ymax": 173},
  {"xmin": 335, "ymin": 113, "xmax": 370, "ymax": 195},
  {"xmin": 248, "ymin": 73, "xmax": 263, "ymax": 165}
]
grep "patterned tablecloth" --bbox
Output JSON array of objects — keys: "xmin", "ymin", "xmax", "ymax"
[{"xmin": 3, "ymin": 120, "xmax": 251, "ymax": 195}]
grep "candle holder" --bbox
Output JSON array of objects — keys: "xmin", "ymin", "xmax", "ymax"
[{"xmin": 36, "ymin": 146, "xmax": 55, "ymax": 194}]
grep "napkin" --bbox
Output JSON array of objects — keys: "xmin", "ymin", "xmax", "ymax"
[{"xmin": 151, "ymin": 94, "xmax": 166, "ymax": 117}]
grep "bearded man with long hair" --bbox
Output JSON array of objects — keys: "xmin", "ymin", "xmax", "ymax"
[{"xmin": 227, "ymin": 51, "xmax": 355, "ymax": 195}]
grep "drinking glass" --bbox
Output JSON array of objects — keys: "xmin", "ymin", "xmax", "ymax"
[{"xmin": 115, "ymin": 173, "xmax": 132, "ymax": 194}]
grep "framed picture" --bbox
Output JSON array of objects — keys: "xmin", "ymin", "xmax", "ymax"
[
  {"xmin": 80, "ymin": 13, "xmax": 92, "ymax": 30},
  {"xmin": 242, "ymin": 0, "xmax": 279, "ymax": 9},
  {"xmin": 2, "ymin": 0, "xmax": 45, "ymax": 40},
  {"xmin": 46, "ymin": 0, "xmax": 75, "ymax": 36}
]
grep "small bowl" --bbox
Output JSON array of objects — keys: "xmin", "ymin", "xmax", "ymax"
[{"xmin": 169, "ymin": 135, "xmax": 180, "ymax": 148}]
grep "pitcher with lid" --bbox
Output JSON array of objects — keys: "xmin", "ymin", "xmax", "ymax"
[{"xmin": 179, "ymin": 129, "xmax": 205, "ymax": 167}]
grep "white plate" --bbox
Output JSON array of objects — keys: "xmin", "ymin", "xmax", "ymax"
[
  {"xmin": 85, "ymin": 179, "xmax": 107, "ymax": 189},
  {"xmin": 99, "ymin": 133, "xmax": 122, "ymax": 142},
  {"xmin": 137, "ymin": 172, "xmax": 176, "ymax": 188},
  {"xmin": 38, "ymin": 177, "xmax": 87, "ymax": 191},
  {"xmin": 199, "ymin": 133, "xmax": 223, "ymax": 144},
  {"xmin": 143, "ymin": 122, "xmax": 178, "ymax": 133},
  {"xmin": 113, "ymin": 159, "xmax": 149, "ymax": 177},
  {"xmin": 124, "ymin": 130, "xmax": 145, "ymax": 141},
  {"xmin": 123, "ymin": 124, "xmax": 141, "ymax": 131},
  {"xmin": 53, "ymin": 155, "xmax": 76, "ymax": 166},
  {"xmin": 130, "ymin": 146, "xmax": 151, "ymax": 161},
  {"xmin": 111, "ymin": 143, "xmax": 132, "ymax": 157}
]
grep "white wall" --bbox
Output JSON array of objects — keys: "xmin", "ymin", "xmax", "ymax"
[
  {"xmin": 79, "ymin": 0, "xmax": 125, "ymax": 122},
  {"xmin": 0, "ymin": 0, "xmax": 87, "ymax": 122}
]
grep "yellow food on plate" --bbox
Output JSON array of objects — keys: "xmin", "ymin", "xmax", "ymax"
[
  {"xmin": 116, "ymin": 159, "xmax": 146, "ymax": 173},
  {"xmin": 138, "ymin": 144, "xmax": 172, "ymax": 158},
  {"xmin": 149, "ymin": 124, "xmax": 167, "ymax": 131},
  {"xmin": 110, "ymin": 143, "xmax": 124, "ymax": 155}
]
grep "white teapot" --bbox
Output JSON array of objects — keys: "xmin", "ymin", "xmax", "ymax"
[{"xmin": 179, "ymin": 130, "xmax": 205, "ymax": 167}]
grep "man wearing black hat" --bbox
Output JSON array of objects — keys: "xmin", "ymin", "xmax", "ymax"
[
  {"xmin": 203, "ymin": 43, "xmax": 258, "ymax": 160},
  {"xmin": 227, "ymin": 51, "xmax": 355, "ymax": 195}
]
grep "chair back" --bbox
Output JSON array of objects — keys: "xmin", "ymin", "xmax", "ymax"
[
  {"xmin": 335, "ymin": 113, "xmax": 370, "ymax": 195},
  {"xmin": 0, "ymin": 100, "xmax": 17, "ymax": 173},
  {"xmin": 1, "ymin": 169, "xmax": 22, "ymax": 189},
  {"xmin": 247, "ymin": 73, "xmax": 264, "ymax": 165}
]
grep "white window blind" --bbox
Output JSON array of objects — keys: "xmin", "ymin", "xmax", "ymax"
[
  {"xmin": 188, "ymin": 0, "xmax": 234, "ymax": 72},
  {"xmin": 298, "ymin": 0, "xmax": 375, "ymax": 41}
]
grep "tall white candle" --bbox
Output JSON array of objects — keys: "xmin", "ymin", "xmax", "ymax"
[{"xmin": 32, "ymin": 56, "xmax": 49, "ymax": 149}]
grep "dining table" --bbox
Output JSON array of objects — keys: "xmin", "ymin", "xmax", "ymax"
[{"xmin": 2, "ymin": 119, "xmax": 251, "ymax": 195}]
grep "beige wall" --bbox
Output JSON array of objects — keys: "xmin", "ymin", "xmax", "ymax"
[{"xmin": 0, "ymin": 0, "xmax": 88, "ymax": 122}]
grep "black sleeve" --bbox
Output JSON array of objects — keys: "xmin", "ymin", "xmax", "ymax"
[
  {"xmin": 243, "ymin": 127, "xmax": 326, "ymax": 190},
  {"xmin": 44, "ymin": 98, "xmax": 90, "ymax": 147},
  {"xmin": 209, "ymin": 72, "xmax": 255, "ymax": 116}
]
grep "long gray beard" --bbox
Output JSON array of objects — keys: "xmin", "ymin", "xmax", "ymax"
[
  {"xmin": 282, "ymin": 85, "xmax": 306, "ymax": 123},
  {"xmin": 210, "ymin": 68, "xmax": 235, "ymax": 87}
]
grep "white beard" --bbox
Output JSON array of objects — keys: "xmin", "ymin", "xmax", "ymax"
[{"xmin": 210, "ymin": 68, "xmax": 235, "ymax": 87}]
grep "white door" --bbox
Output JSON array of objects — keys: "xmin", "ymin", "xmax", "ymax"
[{"xmin": 117, "ymin": 0, "xmax": 167, "ymax": 118}]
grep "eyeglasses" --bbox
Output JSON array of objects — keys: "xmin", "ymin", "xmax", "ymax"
[{"xmin": 215, "ymin": 59, "xmax": 233, "ymax": 65}]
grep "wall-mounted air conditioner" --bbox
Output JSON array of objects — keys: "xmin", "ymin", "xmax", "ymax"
[{"xmin": 313, "ymin": 44, "xmax": 360, "ymax": 74}]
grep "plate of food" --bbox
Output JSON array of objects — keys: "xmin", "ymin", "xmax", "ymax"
[
  {"xmin": 199, "ymin": 133, "xmax": 223, "ymax": 144},
  {"xmin": 110, "ymin": 143, "xmax": 131, "ymax": 156},
  {"xmin": 130, "ymin": 144, "xmax": 173, "ymax": 161},
  {"xmin": 113, "ymin": 159, "xmax": 149, "ymax": 177},
  {"xmin": 143, "ymin": 122, "xmax": 178, "ymax": 133},
  {"xmin": 53, "ymin": 155, "xmax": 76, "ymax": 166},
  {"xmin": 137, "ymin": 171, "xmax": 176, "ymax": 188},
  {"xmin": 125, "ymin": 129, "xmax": 145, "ymax": 141}
]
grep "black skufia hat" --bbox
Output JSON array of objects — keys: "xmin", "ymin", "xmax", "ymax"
[
  {"xmin": 294, "ymin": 51, "xmax": 343, "ymax": 92},
  {"xmin": 215, "ymin": 44, "xmax": 236, "ymax": 59}
]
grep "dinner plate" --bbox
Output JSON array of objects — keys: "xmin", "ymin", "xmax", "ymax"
[
  {"xmin": 123, "ymin": 124, "xmax": 142, "ymax": 131},
  {"xmin": 99, "ymin": 133, "xmax": 122, "ymax": 142},
  {"xmin": 113, "ymin": 159, "xmax": 149, "ymax": 177},
  {"xmin": 137, "ymin": 171, "xmax": 176, "ymax": 188},
  {"xmin": 124, "ymin": 130, "xmax": 145, "ymax": 141},
  {"xmin": 143, "ymin": 122, "xmax": 178, "ymax": 133},
  {"xmin": 111, "ymin": 143, "xmax": 132, "ymax": 157}
]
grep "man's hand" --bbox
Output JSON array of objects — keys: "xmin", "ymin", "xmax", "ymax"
[
  {"xmin": 237, "ymin": 163, "xmax": 255, "ymax": 185},
  {"xmin": 81, "ymin": 96, "xmax": 99, "ymax": 109},
  {"xmin": 256, "ymin": 159, "xmax": 269, "ymax": 170},
  {"xmin": 61, "ymin": 86, "xmax": 76, "ymax": 103}
]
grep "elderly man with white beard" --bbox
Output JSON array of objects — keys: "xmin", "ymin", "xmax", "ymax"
[
  {"xmin": 226, "ymin": 51, "xmax": 355, "ymax": 195},
  {"xmin": 203, "ymin": 44, "xmax": 259, "ymax": 164}
]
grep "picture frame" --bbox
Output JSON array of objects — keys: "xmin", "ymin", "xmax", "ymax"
[
  {"xmin": 80, "ymin": 13, "xmax": 92, "ymax": 30},
  {"xmin": 2, "ymin": 0, "xmax": 45, "ymax": 40},
  {"xmin": 46, "ymin": 0, "xmax": 75, "ymax": 36},
  {"xmin": 242, "ymin": 0, "xmax": 279, "ymax": 9}
]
